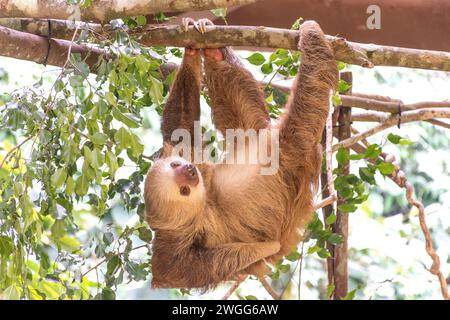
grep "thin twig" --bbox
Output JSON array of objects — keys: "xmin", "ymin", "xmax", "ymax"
[
  {"xmin": 221, "ymin": 275, "xmax": 247, "ymax": 300},
  {"xmin": 314, "ymin": 105, "xmax": 338, "ymax": 210},
  {"xmin": 259, "ymin": 277, "xmax": 280, "ymax": 300},
  {"xmin": 298, "ymin": 242, "xmax": 305, "ymax": 300},
  {"xmin": 81, "ymin": 244, "xmax": 149, "ymax": 278},
  {"xmin": 0, "ymin": 136, "xmax": 32, "ymax": 170},
  {"xmin": 384, "ymin": 156, "xmax": 449, "ymax": 300},
  {"xmin": 347, "ymin": 141, "xmax": 450, "ymax": 300}
]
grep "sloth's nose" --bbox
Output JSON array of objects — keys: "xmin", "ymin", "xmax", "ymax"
[{"xmin": 174, "ymin": 164, "xmax": 199, "ymax": 187}]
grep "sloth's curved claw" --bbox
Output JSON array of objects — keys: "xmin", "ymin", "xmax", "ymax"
[
  {"xmin": 197, "ymin": 18, "xmax": 215, "ymax": 34},
  {"xmin": 181, "ymin": 17, "xmax": 198, "ymax": 32}
]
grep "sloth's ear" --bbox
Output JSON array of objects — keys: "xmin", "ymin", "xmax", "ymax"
[{"xmin": 161, "ymin": 143, "xmax": 174, "ymax": 158}]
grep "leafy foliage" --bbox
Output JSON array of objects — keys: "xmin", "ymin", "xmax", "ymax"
[{"xmin": 0, "ymin": 26, "xmax": 171, "ymax": 299}]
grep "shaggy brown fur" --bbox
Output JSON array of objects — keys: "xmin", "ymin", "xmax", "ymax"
[{"xmin": 144, "ymin": 20, "xmax": 338, "ymax": 289}]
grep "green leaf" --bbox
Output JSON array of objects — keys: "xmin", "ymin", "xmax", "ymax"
[
  {"xmin": 317, "ymin": 248, "xmax": 331, "ymax": 258},
  {"xmin": 114, "ymin": 127, "xmax": 130, "ymax": 149},
  {"xmin": 54, "ymin": 79, "xmax": 65, "ymax": 92},
  {"xmin": 337, "ymin": 203, "xmax": 358, "ymax": 213},
  {"xmin": 135, "ymin": 55, "xmax": 150, "ymax": 74},
  {"xmin": 51, "ymin": 219, "xmax": 66, "ymax": 239},
  {"xmin": 72, "ymin": 59, "xmax": 90, "ymax": 77},
  {"xmin": 291, "ymin": 17, "xmax": 303, "ymax": 30},
  {"xmin": 332, "ymin": 93, "xmax": 342, "ymax": 106},
  {"xmin": 245, "ymin": 295, "xmax": 258, "ymax": 300},
  {"xmin": 328, "ymin": 233, "xmax": 343, "ymax": 244},
  {"xmin": 91, "ymin": 132, "xmax": 108, "ymax": 146},
  {"xmin": 285, "ymin": 251, "xmax": 301, "ymax": 262},
  {"xmin": 38, "ymin": 280, "xmax": 63, "ymax": 300},
  {"xmin": 107, "ymin": 255, "xmax": 121, "ymax": 276},
  {"xmin": 83, "ymin": 145, "xmax": 93, "ymax": 163},
  {"xmin": 364, "ymin": 144, "xmax": 381, "ymax": 159},
  {"xmin": 338, "ymin": 79, "xmax": 351, "ymax": 93},
  {"xmin": 2, "ymin": 285, "xmax": 21, "ymax": 300},
  {"xmin": 261, "ymin": 62, "xmax": 273, "ymax": 74},
  {"xmin": 337, "ymin": 61, "xmax": 346, "ymax": 71},
  {"xmin": 387, "ymin": 133, "xmax": 412, "ymax": 145},
  {"xmin": 58, "ymin": 236, "xmax": 81, "ymax": 252},
  {"xmin": 66, "ymin": 176, "xmax": 74, "ymax": 195},
  {"xmin": 399, "ymin": 230, "xmax": 407, "ymax": 238},
  {"xmin": 246, "ymin": 53, "xmax": 265, "ymax": 66},
  {"xmin": 69, "ymin": 75, "xmax": 84, "ymax": 87},
  {"xmin": 343, "ymin": 288, "xmax": 358, "ymax": 300},
  {"xmin": 102, "ymin": 288, "xmax": 116, "ymax": 300},
  {"xmin": 355, "ymin": 182, "xmax": 366, "ymax": 196},
  {"xmin": 399, "ymin": 139, "xmax": 413, "ymax": 145},
  {"xmin": 211, "ymin": 8, "xmax": 227, "ymax": 19},
  {"xmin": 387, "ymin": 133, "xmax": 402, "ymax": 144},
  {"xmin": 336, "ymin": 148, "xmax": 349, "ymax": 165},
  {"xmin": 51, "ymin": 168, "xmax": 67, "ymax": 189},
  {"xmin": 106, "ymin": 151, "xmax": 118, "ymax": 178},
  {"xmin": 359, "ymin": 167, "xmax": 376, "ymax": 185},
  {"xmin": 326, "ymin": 284, "xmax": 335, "ymax": 299},
  {"xmin": 377, "ymin": 162, "xmax": 395, "ymax": 175},
  {"xmin": 62, "ymin": 140, "xmax": 79, "ymax": 164},
  {"xmin": 0, "ymin": 236, "xmax": 14, "ymax": 257},
  {"xmin": 149, "ymin": 76, "xmax": 164, "ymax": 105},
  {"xmin": 75, "ymin": 174, "xmax": 89, "ymax": 196},
  {"xmin": 137, "ymin": 227, "xmax": 152, "ymax": 242},
  {"xmin": 105, "ymin": 92, "xmax": 117, "ymax": 107},
  {"xmin": 349, "ymin": 153, "xmax": 364, "ymax": 160},
  {"xmin": 325, "ymin": 213, "xmax": 336, "ymax": 225},
  {"xmin": 135, "ymin": 15, "xmax": 147, "ymax": 26},
  {"xmin": 90, "ymin": 148, "xmax": 104, "ymax": 169},
  {"xmin": 112, "ymin": 108, "xmax": 140, "ymax": 128},
  {"xmin": 279, "ymin": 264, "xmax": 290, "ymax": 273},
  {"xmin": 129, "ymin": 133, "xmax": 144, "ymax": 158}
]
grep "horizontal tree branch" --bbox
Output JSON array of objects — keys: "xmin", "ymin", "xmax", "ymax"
[
  {"xmin": 2, "ymin": 25, "xmax": 449, "ymax": 135},
  {"xmin": 351, "ymin": 111, "xmax": 450, "ymax": 129},
  {"xmin": 340, "ymin": 95, "xmax": 450, "ymax": 113},
  {"xmin": 0, "ymin": 25, "xmax": 175, "ymax": 76},
  {"xmin": 0, "ymin": 25, "xmax": 105, "ymax": 69},
  {"xmin": 332, "ymin": 108, "xmax": 450, "ymax": 151},
  {"xmin": 0, "ymin": 0, "xmax": 258, "ymax": 22},
  {"xmin": 351, "ymin": 110, "xmax": 388, "ymax": 122},
  {"xmin": 2, "ymin": 19, "xmax": 450, "ymax": 71},
  {"xmin": 272, "ymin": 82, "xmax": 450, "ymax": 127}
]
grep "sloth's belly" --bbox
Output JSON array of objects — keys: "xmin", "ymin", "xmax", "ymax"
[{"xmin": 213, "ymin": 163, "xmax": 260, "ymax": 193}]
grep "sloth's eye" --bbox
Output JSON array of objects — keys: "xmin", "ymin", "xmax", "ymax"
[
  {"xmin": 180, "ymin": 186, "xmax": 190, "ymax": 196},
  {"xmin": 170, "ymin": 161, "xmax": 181, "ymax": 168}
]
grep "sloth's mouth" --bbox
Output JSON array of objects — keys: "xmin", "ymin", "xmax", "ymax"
[{"xmin": 179, "ymin": 186, "xmax": 191, "ymax": 196}]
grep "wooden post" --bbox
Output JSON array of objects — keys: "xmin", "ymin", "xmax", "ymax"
[
  {"xmin": 320, "ymin": 135, "xmax": 335, "ymax": 287},
  {"xmin": 333, "ymin": 72, "xmax": 352, "ymax": 300}
]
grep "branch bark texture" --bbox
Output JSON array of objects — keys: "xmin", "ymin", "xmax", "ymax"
[
  {"xmin": 0, "ymin": 25, "xmax": 105, "ymax": 68},
  {"xmin": 2, "ymin": 19, "xmax": 450, "ymax": 71},
  {"xmin": 0, "ymin": 0, "xmax": 258, "ymax": 22}
]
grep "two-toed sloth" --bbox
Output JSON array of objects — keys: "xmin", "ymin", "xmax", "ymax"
[{"xmin": 144, "ymin": 20, "xmax": 338, "ymax": 289}]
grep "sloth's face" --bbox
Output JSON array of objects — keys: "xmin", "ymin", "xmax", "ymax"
[
  {"xmin": 144, "ymin": 156, "xmax": 205, "ymax": 229},
  {"xmin": 150, "ymin": 156, "xmax": 202, "ymax": 197}
]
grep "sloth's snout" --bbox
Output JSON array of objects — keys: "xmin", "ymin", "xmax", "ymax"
[{"xmin": 174, "ymin": 163, "xmax": 199, "ymax": 187}]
